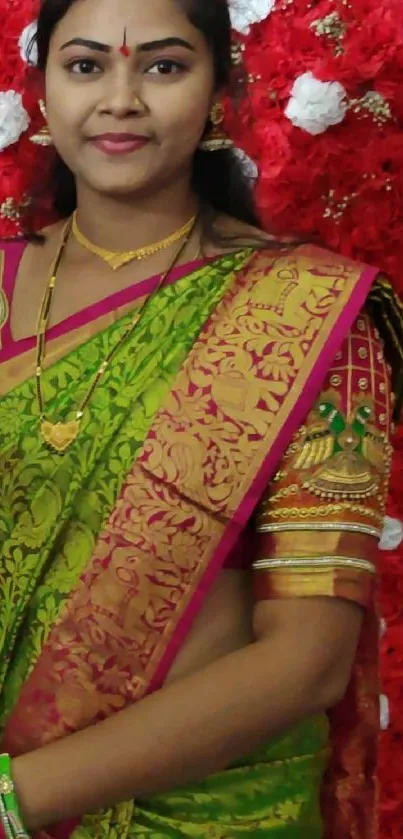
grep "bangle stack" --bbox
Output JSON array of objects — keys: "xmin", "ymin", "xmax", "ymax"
[{"xmin": 0, "ymin": 756, "xmax": 30, "ymax": 839}]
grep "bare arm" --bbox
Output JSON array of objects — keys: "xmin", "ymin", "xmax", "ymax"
[{"xmin": 13, "ymin": 596, "xmax": 362, "ymax": 831}]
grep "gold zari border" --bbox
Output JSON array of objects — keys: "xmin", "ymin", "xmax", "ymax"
[
  {"xmin": 254, "ymin": 565, "xmax": 374, "ymax": 606},
  {"xmin": 253, "ymin": 556, "xmax": 376, "ymax": 574},
  {"xmin": 266, "ymin": 504, "xmax": 383, "ymax": 526},
  {"xmin": 257, "ymin": 521, "xmax": 381, "ymax": 538}
]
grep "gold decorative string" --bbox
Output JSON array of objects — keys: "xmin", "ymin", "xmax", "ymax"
[
  {"xmin": 72, "ymin": 211, "xmax": 196, "ymax": 270},
  {"xmin": 36, "ymin": 215, "xmax": 198, "ymax": 453}
]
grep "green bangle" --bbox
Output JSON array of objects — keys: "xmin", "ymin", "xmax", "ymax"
[
  {"xmin": 0, "ymin": 755, "xmax": 30, "ymax": 839},
  {"xmin": 0, "ymin": 793, "xmax": 13, "ymax": 839}
]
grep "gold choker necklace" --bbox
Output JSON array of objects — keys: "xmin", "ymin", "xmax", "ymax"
[{"xmin": 72, "ymin": 212, "xmax": 196, "ymax": 271}]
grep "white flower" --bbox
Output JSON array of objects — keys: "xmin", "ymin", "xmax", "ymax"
[
  {"xmin": 380, "ymin": 694, "xmax": 390, "ymax": 731},
  {"xmin": 229, "ymin": 0, "xmax": 275, "ymax": 34},
  {"xmin": 379, "ymin": 516, "xmax": 403, "ymax": 551},
  {"xmin": 18, "ymin": 20, "xmax": 38, "ymax": 66},
  {"xmin": 233, "ymin": 148, "xmax": 259, "ymax": 182},
  {"xmin": 285, "ymin": 72, "xmax": 347, "ymax": 136},
  {"xmin": 0, "ymin": 91, "xmax": 30, "ymax": 151}
]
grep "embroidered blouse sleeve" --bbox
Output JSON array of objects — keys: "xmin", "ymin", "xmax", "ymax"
[{"xmin": 253, "ymin": 312, "xmax": 393, "ymax": 609}]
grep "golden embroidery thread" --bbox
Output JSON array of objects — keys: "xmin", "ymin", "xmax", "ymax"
[
  {"xmin": 257, "ymin": 521, "xmax": 381, "ymax": 537},
  {"xmin": 293, "ymin": 394, "xmax": 390, "ymax": 500},
  {"xmin": 265, "ymin": 503, "xmax": 383, "ymax": 525},
  {"xmin": 253, "ymin": 556, "xmax": 376, "ymax": 574}
]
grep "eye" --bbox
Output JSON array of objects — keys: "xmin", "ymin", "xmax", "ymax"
[
  {"xmin": 146, "ymin": 59, "xmax": 186, "ymax": 76},
  {"xmin": 67, "ymin": 58, "xmax": 102, "ymax": 75}
]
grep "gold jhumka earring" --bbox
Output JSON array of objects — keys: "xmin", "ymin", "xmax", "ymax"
[
  {"xmin": 30, "ymin": 100, "xmax": 53, "ymax": 147},
  {"xmin": 199, "ymin": 103, "xmax": 233, "ymax": 152}
]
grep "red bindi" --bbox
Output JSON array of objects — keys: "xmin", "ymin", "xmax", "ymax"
[{"xmin": 119, "ymin": 28, "xmax": 130, "ymax": 57}]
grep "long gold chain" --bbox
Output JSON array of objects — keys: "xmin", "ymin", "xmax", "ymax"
[
  {"xmin": 72, "ymin": 211, "xmax": 196, "ymax": 271},
  {"xmin": 36, "ymin": 215, "xmax": 197, "ymax": 453}
]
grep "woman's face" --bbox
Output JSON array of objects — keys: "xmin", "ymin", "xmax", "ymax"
[{"xmin": 45, "ymin": 0, "xmax": 215, "ymax": 198}]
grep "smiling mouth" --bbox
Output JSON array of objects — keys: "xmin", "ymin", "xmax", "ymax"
[{"xmin": 89, "ymin": 134, "xmax": 150, "ymax": 155}]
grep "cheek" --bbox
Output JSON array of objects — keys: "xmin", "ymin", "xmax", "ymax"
[
  {"xmin": 153, "ymin": 83, "xmax": 211, "ymax": 148},
  {"xmin": 47, "ymin": 108, "xmax": 79, "ymax": 168},
  {"xmin": 45, "ymin": 102, "xmax": 84, "ymax": 174},
  {"xmin": 46, "ymin": 81, "xmax": 70, "ymax": 139},
  {"xmin": 46, "ymin": 72, "xmax": 87, "ymax": 140}
]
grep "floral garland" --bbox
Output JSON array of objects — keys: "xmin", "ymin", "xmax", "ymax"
[
  {"xmin": 232, "ymin": 3, "xmax": 403, "ymax": 835},
  {"xmin": 1, "ymin": 0, "xmax": 403, "ymax": 834}
]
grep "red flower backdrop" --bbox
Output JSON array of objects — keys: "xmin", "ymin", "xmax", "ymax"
[
  {"xmin": 227, "ymin": 4, "xmax": 403, "ymax": 835},
  {"xmin": 1, "ymin": 0, "xmax": 403, "ymax": 834}
]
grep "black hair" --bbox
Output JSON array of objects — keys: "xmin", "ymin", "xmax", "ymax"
[{"xmin": 28, "ymin": 0, "xmax": 263, "ymax": 240}]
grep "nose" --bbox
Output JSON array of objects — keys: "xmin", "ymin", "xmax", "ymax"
[{"xmin": 99, "ymin": 68, "xmax": 147, "ymax": 119}]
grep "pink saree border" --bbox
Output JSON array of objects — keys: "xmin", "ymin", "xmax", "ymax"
[
  {"xmin": 146, "ymin": 259, "xmax": 379, "ymax": 693},
  {"xmin": 0, "ymin": 238, "xmax": 209, "ymax": 362},
  {"xmin": 0, "ymin": 239, "xmax": 25, "ymax": 350}
]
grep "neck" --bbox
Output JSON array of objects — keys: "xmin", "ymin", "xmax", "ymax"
[{"xmin": 74, "ymin": 177, "xmax": 199, "ymax": 253}]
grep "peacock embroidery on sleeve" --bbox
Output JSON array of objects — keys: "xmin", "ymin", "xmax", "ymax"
[
  {"xmin": 256, "ymin": 312, "xmax": 393, "ymax": 538},
  {"xmin": 252, "ymin": 313, "xmax": 393, "ymax": 608},
  {"xmin": 293, "ymin": 393, "xmax": 390, "ymax": 501}
]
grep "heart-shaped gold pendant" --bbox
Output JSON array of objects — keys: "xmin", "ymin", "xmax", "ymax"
[{"xmin": 40, "ymin": 420, "xmax": 80, "ymax": 453}]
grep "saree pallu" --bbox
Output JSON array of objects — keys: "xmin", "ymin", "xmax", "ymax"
[{"xmin": 0, "ymin": 240, "xmax": 398, "ymax": 838}]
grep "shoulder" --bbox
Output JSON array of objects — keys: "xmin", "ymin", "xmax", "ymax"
[
  {"xmin": 239, "ymin": 241, "xmax": 371, "ymax": 294},
  {"xmin": 202, "ymin": 215, "xmax": 297, "ymax": 257},
  {"xmin": 206, "ymin": 218, "xmax": 368, "ymax": 279},
  {"xmin": 0, "ymin": 222, "xmax": 64, "ymax": 267},
  {"xmin": 0, "ymin": 221, "xmax": 64, "ymax": 250},
  {"xmin": 0, "ymin": 222, "xmax": 64, "ymax": 299},
  {"xmin": 0, "ymin": 239, "xmax": 28, "ymax": 292},
  {"xmin": 207, "ymin": 218, "xmax": 376, "ymax": 296},
  {"xmin": 0, "ymin": 237, "xmax": 27, "ymax": 256},
  {"xmin": 251, "ymin": 242, "xmax": 374, "ymax": 290}
]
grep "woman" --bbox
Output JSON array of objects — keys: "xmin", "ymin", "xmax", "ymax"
[{"xmin": 0, "ymin": 0, "xmax": 401, "ymax": 836}]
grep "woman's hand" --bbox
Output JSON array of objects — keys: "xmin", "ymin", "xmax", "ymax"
[{"xmin": 12, "ymin": 596, "xmax": 362, "ymax": 831}]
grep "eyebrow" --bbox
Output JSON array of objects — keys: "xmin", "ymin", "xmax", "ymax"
[{"xmin": 59, "ymin": 37, "xmax": 196, "ymax": 54}]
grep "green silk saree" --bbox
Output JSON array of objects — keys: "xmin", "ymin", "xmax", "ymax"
[{"xmin": 0, "ymin": 240, "xmax": 384, "ymax": 838}]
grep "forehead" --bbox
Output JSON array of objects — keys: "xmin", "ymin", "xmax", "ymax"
[{"xmin": 51, "ymin": 0, "xmax": 203, "ymax": 47}]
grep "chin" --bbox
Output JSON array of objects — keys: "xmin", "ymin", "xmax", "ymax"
[{"xmin": 89, "ymin": 176, "xmax": 154, "ymax": 200}]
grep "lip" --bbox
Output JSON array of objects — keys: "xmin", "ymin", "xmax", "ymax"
[{"xmin": 89, "ymin": 133, "xmax": 150, "ymax": 155}]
